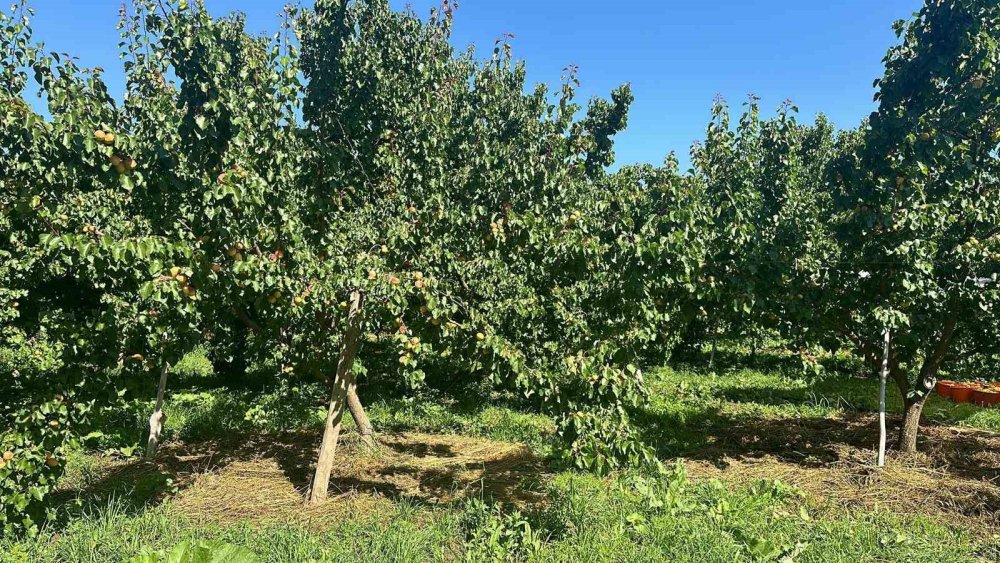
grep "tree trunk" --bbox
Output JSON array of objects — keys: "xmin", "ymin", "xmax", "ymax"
[
  {"xmin": 898, "ymin": 394, "xmax": 928, "ymax": 453},
  {"xmin": 896, "ymin": 314, "xmax": 958, "ymax": 453},
  {"xmin": 146, "ymin": 362, "xmax": 170, "ymax": 459},
  {"xmin": 308, "ymin": 290, "xmax": 364, "ymax": 504},
  {"xmin": 233, "ymin": 303, "xmax": 377, "ymax": 443},
  {"xmin": 877, "ymin": 329, "xmax": 890, "ymax": 467},
  {"xmin": 709, "ymin": 325, "xmax": 717, "ymax": 369},
  {"xmin": 347, "ymin": 384, "xmax": 377, "ymax": 449}
]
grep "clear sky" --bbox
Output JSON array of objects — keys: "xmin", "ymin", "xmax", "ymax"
[{"xmin": 24, "ymin": 0, "xmax": 922, "ymax": 170}]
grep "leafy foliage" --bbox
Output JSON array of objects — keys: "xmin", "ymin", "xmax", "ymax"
[
  {"xmin": 822, "ymin": 0, "xmax": 998, "ymax": 448},
  {"xmin": 1, "ymin": 0, "xmax": 996, "ymax": 535},
  {"xmin": 128, "ymin": 540, "xmax": 259, "ymax": 563}
]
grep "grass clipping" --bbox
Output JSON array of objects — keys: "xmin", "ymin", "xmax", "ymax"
[
  {"xmin": 683, "ymin": 414, "xmax": 1000, "ymax": 532},
  {"xmin": 165, "ymin": 431, "xmax": 546, "ymax": 526}
]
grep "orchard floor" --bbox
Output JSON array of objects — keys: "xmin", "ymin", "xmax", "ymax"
[
  {"xmin": 4, "ymin": 354, "xmax": 1000, "ymax": 562},
  {"xmin": 70, "ymin": 431, "xmax": 548, "ymax": 528}
]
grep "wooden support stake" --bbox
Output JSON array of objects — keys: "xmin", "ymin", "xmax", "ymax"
[{"xmin": 308, "ymin": 290, "xmax": 364, "ymax": 504}]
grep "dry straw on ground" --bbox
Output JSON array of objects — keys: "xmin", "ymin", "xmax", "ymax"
[
  {"xmin": 683, "ymin": 414, "xmax": 1000, "ymax": 532},
  {"xmin": 163, "ymin": 431, "xmax": 547, "ymax": 526},
  {"xmin": 61, "ymin": 416, "xmax": 998, "ymax": 532}
]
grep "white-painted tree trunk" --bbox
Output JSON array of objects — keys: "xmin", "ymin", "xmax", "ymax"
[
  {"xmin": 877, "ymin": 329, "xmax": 890, "ymax": 468},
  {"xmin": 709, "ymin": 324, "xmax": 717, "ymax": 369},
  {"xmin": 146, "ymin": 362, "xmax": 170, "ymax": 459}
]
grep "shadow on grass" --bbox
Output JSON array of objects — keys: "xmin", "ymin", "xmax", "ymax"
[
  {"xmin": 631, "ymin": 392, "xmax": 1000, "ymax": 483},
  {"xmin": 715, "ymin": 377, "xmax": 874, "ymax": 412},
  {"xmin": 51, "ymin": 432, "xmax": 316, "ymax": 522},
  {"xmin": 51, "ymin": 461, "xmax": 175, "ymax": 521},
  {"xmin": 53, "ymin": 428, "xmax": 548, "ymax": 529}
]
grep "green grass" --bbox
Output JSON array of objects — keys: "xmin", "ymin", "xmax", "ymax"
[
  {"xmin": 641, "ymin": 358, "xmax": 1000, "ymax": 454},
  {"xmin": 86, "ymin": 383, "xmax": 557, "ymax": 456},
  {"xmin": 5, "ymin": 466, "xmax": 996, "ymax": 562},
  {"xmin": 3, "ymin": 497, "xmax": 462, "ymax": 562},
  {"xmin": 3, "ymin": 350, "xmax": 999, "ymax": 562},
  {"xmin": 625, "ymin": 359, "xmax": 1000, "ymax": 471}
]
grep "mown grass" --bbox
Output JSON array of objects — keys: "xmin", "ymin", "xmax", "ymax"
[
  {"xmin": 6, "ymin": 466, "xmax": 996, "ymax": 562},
  {"xmin": 3, "ymin": 350, "xmax": 999, "ymax": 562},
  {"xmin": 638, "ymin": 361, "xmax": 1000, "ymax": 457},
  {"xmin": 86, "ymin": 383, "xmax": 558, "ymax": 458}
]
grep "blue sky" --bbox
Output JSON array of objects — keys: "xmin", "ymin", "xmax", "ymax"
[{"xmin": 25, "ymin": 0, "xmax": 921, "ymax": 170}]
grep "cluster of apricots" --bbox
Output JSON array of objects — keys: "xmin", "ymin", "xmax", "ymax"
[
  {"xmin": 167, "ymin": 266, "xmax": 196, "ymax": 299},
  {"xmin": 94, "ymin": 129, "xmax": 137, "ymax": 174}
]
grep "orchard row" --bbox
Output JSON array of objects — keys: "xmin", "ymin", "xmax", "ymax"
[{"xmin": 1, "ymin": 0, "xmax": 997, "ymax": 537}]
